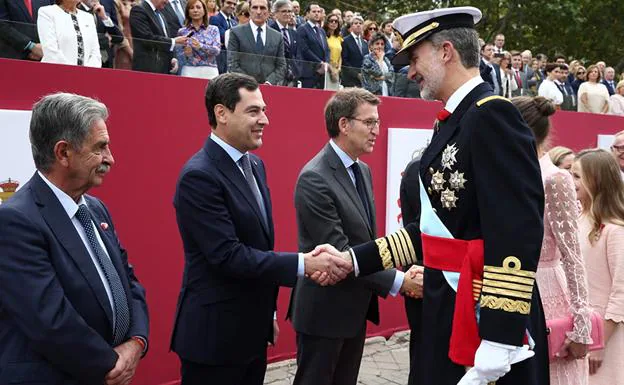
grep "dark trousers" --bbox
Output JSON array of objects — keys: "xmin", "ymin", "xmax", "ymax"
[
  {"xmin": 180, "ymin": 351, "xmax": 267, "ymax": 385},
  {"xmin": 404, "ymin": 296, "xmax": 423, "ymax": 385},
  {"xmin": 293, "ymin": 323, "xmax": 366, "ymax": 385}
]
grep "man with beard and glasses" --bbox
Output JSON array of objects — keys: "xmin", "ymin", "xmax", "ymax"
[
  {"xmin": 314, "ymin": 7, "xmax": 549, "ymax": 385},
  {"xmin": 0, "ymin": 93, "xmax": 149, "ymax": 385}
]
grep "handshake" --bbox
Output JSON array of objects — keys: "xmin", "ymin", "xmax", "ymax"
[{"xmin": 302, "ymin": 244, "xmax": 425, "ymax": 296}]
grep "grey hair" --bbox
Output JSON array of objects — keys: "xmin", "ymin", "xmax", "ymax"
[
  {"xmin": 272, "ymin": 0, "xmax": 291, "ymax": 13},
  {"xmin": 428, "ymin": 28, "xmax": 480, "ymax": 69},
  {"xmin": 30, "ymin": 93, "xmax": 108, "ymax": 172}
]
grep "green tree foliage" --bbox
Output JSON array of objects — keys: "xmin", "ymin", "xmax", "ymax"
[{"xmin": 307, "ymin": 0, "xmax": 623, "ymax": 69}]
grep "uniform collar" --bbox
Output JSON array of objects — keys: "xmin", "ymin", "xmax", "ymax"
[{"xmin": 444, "ymin": 75, "xmax": 483, "ymax": 113}]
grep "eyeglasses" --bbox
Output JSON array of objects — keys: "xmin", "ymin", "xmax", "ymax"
[
  {"xmin": 328, "ymin": 19, "xmax": 338, "ymax": 23},
  {"xmin": 577, "ymin": 71, "xmax": 586, "ymax": 74},
  {"xmin": 612, "ymin": 144, "xmax": 624, "ymax": 153},
  {"xmin": 368, "ymin": 27, "xmax": 377, "ymax": 31},
  {"xmin": 348, "ymin": 117, "xmax": 380, "ymax": 130}
]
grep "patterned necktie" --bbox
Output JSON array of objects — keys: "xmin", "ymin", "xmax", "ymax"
[
  {"xmin": 239, "ymin": 154, "xmax": 268, "ymax": 228},
  {"xmin": 350, "ymin": 162, "xmax": 372, "ymax": 228},
  {"xmin": 68, "ymin": 13, "xmax": 84, "ymax": 66},
  {"xmin": 313, "ymin": 26, "xmax": 324, "ymax": 47},
  {"xmin": 75, "ymin": 204, "xmax": 130, "ymax": 346},
  {"xmin": 515, "ymin": 70, "xmax": 522, "ymax": 88},
  {"xmin": 281, "ymin": 28, "xmax": 290, "ymax": 48},
  {"xmin": 255, "ymin": 26, "xmax": 264, "ymax": 53},
  {"xmin": 356, "ymin": 36, "xmax": 362, "ymax": 51}
]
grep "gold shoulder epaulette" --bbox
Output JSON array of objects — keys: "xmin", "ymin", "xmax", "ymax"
[{"xmin": 476, "ymin": 95, "xmax": 510, "ymax": 107}]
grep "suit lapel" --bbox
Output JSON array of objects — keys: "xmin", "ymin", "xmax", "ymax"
[
  {"xmin": 420, "ymin": 82, "xmax": 492, "ymax": 171},
  {"xmin": 250, "ymin": 157, "xmax": 274, "ymax": 240},
  {"xmin": 16, "ymin": 0, "xmax": 33, "ymax": 22},
  {"xmin": 325, "ymin": 144, "xmax": 372, "ymax": 235},
  {"xmin": 207, "ymin": 139, "xmax": 271, "ymax": 239},
  {"xmin": 143, "ymin": 1, "xmax": 166, "ymax": 36},
  {"xmin": 360, "ymin": 163, "xmax": 376, "ymax": 236},
  {"xmin": 31, "ymin": 174, "xmax": 114, "ymax": 328}
]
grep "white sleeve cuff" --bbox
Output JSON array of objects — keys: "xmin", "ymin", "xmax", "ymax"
[
  {"xmin": 349, "ymin": 248, "xmax": 360, "ymax": 277},
  {"xmin": 297, "ymin": 252, "xmax": 305, "ymax": 277},
  {"xmin": 389, "ymin": 270, "xmax": 404, "ymax": 297},
  {"xmin": 102, "ymin": 17, "xmax": 114, "ymax": 28},
  {"xmin": 170, "ymin": 38, "xmax": 175, "ymax": 51}
]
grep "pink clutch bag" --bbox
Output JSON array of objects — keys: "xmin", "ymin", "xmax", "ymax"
[{"xmin": 546, "ymin": 311, "xmax": 604, "ymax": 360}]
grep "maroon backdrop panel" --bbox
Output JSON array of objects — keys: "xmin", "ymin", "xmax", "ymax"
[{"xmin": 1, "ymin": 58, "xmax": 622, "ymax": 385}]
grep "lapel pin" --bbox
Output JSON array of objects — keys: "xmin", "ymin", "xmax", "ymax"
[{"xmin": 100, "ymin": 222, "xmax": 109, "ymax": 231}]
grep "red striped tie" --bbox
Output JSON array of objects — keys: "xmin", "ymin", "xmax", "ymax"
[{"xmin": 24, "ymin": 0, "xmax": 33, "ymax": 17}]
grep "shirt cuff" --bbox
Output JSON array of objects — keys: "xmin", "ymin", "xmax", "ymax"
[
  {"xmin": 102, "ymin": 17, "xmax": 114, "ymax": 28},
  {"xmin": 132, "ymin": 336, "xmax": 148, "ymax": 356},
  {"xmin": 349, "ymin": 248, "xmax": 360, "ymax": 277},
  {"xmin": 389, "ymin": 270, "xmax": 404, "ymax": 297},
  {"xmin": 273, "ymin": 311, "xmax": 277, "ymax": 320},
  {"xmin": 24, "ymin": 41, "xmax": 35, "ymax": 52},
  {"xmin": 170, "ymin": 38, "xmax": 175, "ymax": 51},
  {"xmin": 297, "ymin": 252, "xmax": 305, "ymax": 277}
]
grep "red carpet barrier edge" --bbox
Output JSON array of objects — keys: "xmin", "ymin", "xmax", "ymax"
[{"xmin": 1, "ymin": 58, "xmax": 622, "ymax": 384}]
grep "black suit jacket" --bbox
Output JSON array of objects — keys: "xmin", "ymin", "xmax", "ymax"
[
  {"xmin": 0, "ymin": 173, "xmax": 149, "ymax": 384},
  {"xmin": 130, "ymin": 1, "xmax": 177, "ymax": 73},
  {"xmin": 0, "ymin": 0, "xmax": 52, "ymax": 59},
  {"xmin": 269, "ymin": 20, "xmax": 300, "ymax": 82},
  {"xmin": 170, "ymin": 137, "xmax": 299, "ymax": 365},
  {"xmin": 287, "ymin": 143, "xmax": 396, "ymax": 338},
  {"xmin": 602, "ymin": 79, "xmax": 616, "ymax": 96}
]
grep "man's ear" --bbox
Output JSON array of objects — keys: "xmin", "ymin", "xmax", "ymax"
[
  {"xmin": 214, "ymin": 104, "xmax": 228, "ymax": 125},
  {"xmin": 53, "ymin": 141, "xmax": 72, "ymax": 168}
]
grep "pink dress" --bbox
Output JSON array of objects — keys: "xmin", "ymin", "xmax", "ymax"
[
  {"xmin": 536, "ymin": 155, "xmax": 593, "ymax": 385},
  {"xmin": 579, "ymin": 216, "xmax": 624, "ymax": 385}
]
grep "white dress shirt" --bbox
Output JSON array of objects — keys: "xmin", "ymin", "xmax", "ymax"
[
  {"xmin": 538, "ymin": 79, "xmax": 563, "ymax": 105},
  {"xmin": 38, "ymin": 171, "xmax": 116, "ymax": 325},
  {"xmin": 210, "ymin": 134, "xmax": 306, "ymax": 276},
  {"xmin": 329, "ymin": 139, "xmax": 404, "ymax": 296},
  {"xmin": 37, "ymin": 5, "xmax": 101, "ymax": 67},
  {"xmin": 250, "ymin": 21, "xmax": 267, "ymax": 46}
]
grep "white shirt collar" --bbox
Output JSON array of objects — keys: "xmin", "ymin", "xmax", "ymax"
[
  {"xmin": 276, "ymin": 20, "xmax": 288, "ymax": 30},
  {"xmin": 220, "ymin": 10, "xmax": 232, "ymax": 20},
  {"xmin": 307, "ymin": 20, "xmax": 318, "ymax": 29},
  {"xmin": 251, "ymin": 21, "xmax": 266, "ymax": 30},
  {"xmin": 481, "ymin": 57, "xmax": 490, "ymax": 65},
  {"xmin": 329, "ymin": 139, "xmax": 356, "ymax": 169},
  {"xmin": 145, "ymin": 0, "xmax": 157, "ymax": 11},
  {"xmin": 444, "ymin": 75, "xmax": 484, "ymax": 113},
  {"xmin": 210, "ymin": 133, "xmax": 246, "ymax": 164},
  {"xmin": 351, "ymin": 32, "xmax": 361, "ymax": 40},
  {"xmin": 37, "ymin": 171, "xmax": 87, "ymax": 219}
]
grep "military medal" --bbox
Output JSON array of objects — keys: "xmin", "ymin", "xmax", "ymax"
[
  {"xmin": 441, "ymin": 143, "xmax": 459, "ymax": 170},
  {"xmin": 440, "ymin": 188, "xmax": 458, "ymax": 209},
  {"xmin": 431, "ymin": 170, "xmax": 445, "ymax": 192},
  {"xmin": 449, "ymin": 170, "xmax": 466, "ymax": 190}
]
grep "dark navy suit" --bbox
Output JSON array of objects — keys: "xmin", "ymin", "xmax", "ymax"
[
  {"xmin": 171, "ymin": 137, "xmax": 298, "ymax": 385},
  {"xmin": 209, "ymin": 12, "xmax": 237, "ymax": 74},
  {"xmin": 0, "ymin": 0, "xmax": 52, "ymax": 59},
  {"xmin": 0, "ymin": 173, "xmax": 149, "ymax": 384},
  {"xmin": 341, "ymin": 34, "xmax": 368, "ymax": 87},
  {"xmin": 296, "ymin": 22, "xmax": 329, "ymax": 89},
  {"xmin": 269, "ymin": 20, "xmax": 300, "ymax": 84}
]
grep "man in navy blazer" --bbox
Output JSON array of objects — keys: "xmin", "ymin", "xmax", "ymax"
[
  {"xmin": 170, "ymin": 73, "xmax": 352, "ymax": 385},
  {"xmin": 0, "ymin": 0, "xmax": 52, "ymax": 60},
  {"xmin": 210, "ymin": 0, "xmax": 238, "ymax": 74},
  {"xmin": 341, "ymin": 15, "xmax": 367, "ymax": 87},
  {"xmin": 0, "ymin": 93, "xmax": 149, "ymax": 385},
  {"xmin": 602, "ymin": 66, "xmax": 617, "ymax": 96},
  {"xmin": 296, "ymin": 3, "xmax": 329, "ymax": 89}
]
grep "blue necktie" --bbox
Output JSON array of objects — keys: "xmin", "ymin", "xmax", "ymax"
[
  {"xmin": 75, "ymin": 204, "xmax": 130, "ymax": 346},
  {"xmin": 239, "ymin": 154, "xmax": 268, "ymax": 228},
  {"xmin": 154, "ymin": 9, "xmax": 168, "ymax": 36},
  {"xmin": 172, "ymin": 0, "xmax": 185, "ymax": 26},
  {"xmin": 255, "ymin": 26, "xmax": 264, "ymax": 53},
  {"xmin": 350, "ymin": 162, "xmax": 372, "ymax": 228}
]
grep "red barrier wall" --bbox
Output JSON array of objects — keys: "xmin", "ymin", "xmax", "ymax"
[{"xmin": 1, "ymin": 58, "xmax": 622, "ymax": 384}]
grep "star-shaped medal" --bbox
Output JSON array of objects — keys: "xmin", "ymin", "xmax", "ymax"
[
  {"xmin": 440, "ymin": 188, "xmax": 458, "ymax": 209},
  {"xmin": 449, "ymin": 170, "xmax": 466, "ymax": 191},
  {"xmin": 441, "ymin": 143, "xmax": 459, "ymax": 170},
  {"xmin": 431, "ymin": 170, "xmax": 445, "ymax": 192}
]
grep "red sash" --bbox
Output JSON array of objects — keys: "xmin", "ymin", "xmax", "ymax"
[{"xmin": 421, "ymin": 233, "xmax": 484, "ymax": 367}]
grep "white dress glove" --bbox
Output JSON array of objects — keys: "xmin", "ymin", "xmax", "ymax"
[{"xmin": 457, "ymin": 340, "xmax": 535, "ymax": 385}]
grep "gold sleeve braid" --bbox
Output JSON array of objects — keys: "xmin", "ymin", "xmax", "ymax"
[
  {"xmin": 374, "ymin": 228, "xmax": 418, "ymax": 269},
  {"xmin": 479, "ymin": 256, "xmax": 534, "ymax": 315}
]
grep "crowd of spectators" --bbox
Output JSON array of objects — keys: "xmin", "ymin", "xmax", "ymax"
[{"xmin": 1, "ymin": 0, "xmax": 623, "ymax": 112}]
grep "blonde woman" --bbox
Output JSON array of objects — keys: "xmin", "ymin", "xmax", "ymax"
[
  {"xmin": 609, "ymin": 80, "xmax": 624, "ymax": 116},
  {"xmin": 572, "ymin": 149, "xmax": 624, "ymax": 385},
  {"xmin": 549, "ymin": 146, "xmax": 575, "ymax": 170},
  {"xmin": 514, "ymin": 97, "xmax": 592, "ymax": 385}
]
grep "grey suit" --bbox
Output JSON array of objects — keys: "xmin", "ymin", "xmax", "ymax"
[
  {"xmin": 288, "ymin": 143, "xmax": 398, "ymax": 385},
  {"xmin": 227, "ymin": 22, "xmax": 286, "ymax": 85}
]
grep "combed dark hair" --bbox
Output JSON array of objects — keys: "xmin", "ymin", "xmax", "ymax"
[
  {"xmin": 324, "ymin": 88, "xmax": 380, "ymax": 138},
  {"xmin": 205, "ymin": 73, "xmax": 259, "ymax": 128},
  {"xmin": 304, "ymin": 2, "xmax": 318, "ymax": 14},
  {"xmin": 429, "ymin": 28, "xmax": 480, "ymax": 68},
  {"xmin": 544, "ymin": 63, "xmax": 559, "ymax": 75},
  {"xmin": 323, "ymin": 14, "xmax": 341, "ymax": 37},
  {"xmin": 30, "ymin": 93, "xmax": 108, "ymax": 172},
  {"xmin": 511, "ymin": 96, "xmax": 556, "ymax": 146},
  {"xmin": 367, "ymin": 32, "xmax": 386, "ymax": 47}
]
